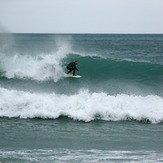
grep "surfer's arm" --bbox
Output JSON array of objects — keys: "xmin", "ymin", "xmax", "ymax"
[{"xmin": 75, "ymin": 66, "xmax": 79, "ymax": 71}]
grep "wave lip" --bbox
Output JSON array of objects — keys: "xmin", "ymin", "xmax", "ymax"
[{"xmin": 0, "ymin": 88, "xmax": 163, "ymax": 124}]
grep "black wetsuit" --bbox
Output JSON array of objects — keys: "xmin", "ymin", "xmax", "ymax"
[{"xmin": 67, "ymin": 62, "xmax": 79, "ymax": 75}]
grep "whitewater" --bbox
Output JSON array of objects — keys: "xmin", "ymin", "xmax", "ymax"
[
  {"xmin": 0, "ymin": 34, "xmax": 163, "ymax": 163},
  {"xmin": 0, "ymin": 88, "xmax": 163, "ymax": 123}
]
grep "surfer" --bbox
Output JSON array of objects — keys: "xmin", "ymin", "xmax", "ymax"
[{"xmin": 67, "ymin": 60, "xmax": 79, "ymax": 76}]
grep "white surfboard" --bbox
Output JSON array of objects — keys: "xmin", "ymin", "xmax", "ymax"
[{"xmin": 65, "ymin": 74, "xmax": 82, "ymax": 78}]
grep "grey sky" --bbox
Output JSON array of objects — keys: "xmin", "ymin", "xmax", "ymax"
[{"xmin": 0, "ymin": 0, "xmax": 163, "ymax": 33}]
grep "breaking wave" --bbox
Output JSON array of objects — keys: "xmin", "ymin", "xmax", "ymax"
[{"xmin": 0, "ymin": 87, "xmax": 163, "ymax": 123}]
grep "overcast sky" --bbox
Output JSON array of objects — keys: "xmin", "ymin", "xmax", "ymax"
[{"xmin": 0, "ymin": 0, "xmax": 163, "ymax": 33}]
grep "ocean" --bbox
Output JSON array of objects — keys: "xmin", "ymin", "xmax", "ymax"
[{"xmin": 0, "ymin": 34, "xmax": 163, "ymax": 163}]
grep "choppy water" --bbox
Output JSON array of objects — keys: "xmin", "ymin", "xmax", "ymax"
[{"xmin": 0, "ymin": 34, "xmax": 163, "ymax": 162}]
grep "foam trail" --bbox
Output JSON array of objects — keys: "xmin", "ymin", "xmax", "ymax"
[
  {"xmin": 0, "ymin": 88, "xmax": 163, "ymax": 123},
  {"xmin": 0, "ymin": 42, "xmax": 71, "ymax": 82}
]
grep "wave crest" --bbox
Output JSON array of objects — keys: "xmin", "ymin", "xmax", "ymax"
[
  {"xmin": 0, "ymin": 88, "xmax": 163, "ymax": 123},
  {"xmin": 0, "ymin": 41, "xmax": 71, "ymax": 82}
]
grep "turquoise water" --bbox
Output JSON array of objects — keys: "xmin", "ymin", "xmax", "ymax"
[{"xmin": 0, "ymin": 34, "xmax": 163, "ymax": 162}]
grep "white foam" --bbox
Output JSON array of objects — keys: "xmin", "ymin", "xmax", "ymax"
[
  {"xmin": 0, "ymin": 41, "xmax": 71, "ymax": 82},
  {"xmin": 0, "ymin": 87, "xmax": 163, "ymax": 123},
  {"xmin": 1, "ymin": 149, "xmax": 162, "ymax": 163},
  {"xmin": 71, "ymin": 50, "xmax": 98, "ymax": 58}
]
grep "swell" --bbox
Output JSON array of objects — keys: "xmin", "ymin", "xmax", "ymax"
[
  {"xmin": 0, "ymin": 54, "xmax": 163, "ymax": 96},
  {"xmin": 1, "ymin": 53, "xmax": 162, "ymax": 83},
  {"xmin": 77, "ymin": 56, "xmax": 163, "ymax": 82}
]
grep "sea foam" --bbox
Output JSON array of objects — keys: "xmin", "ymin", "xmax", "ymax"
[{"xmin": 0, "ymin": 87, "xmax": 163, "ymax": 123}]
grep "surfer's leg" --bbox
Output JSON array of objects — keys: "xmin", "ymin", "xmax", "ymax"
[
  {"xmin": 67, "ymin": 68, "xmax": 73, "ymax": 74},
  {"xmin": 67, "ymin": 70, "xmax": 72, "ymax": 74},
  {"xmin": 73, "ymin": 69, "xmax": 76, "ymax": 76}
]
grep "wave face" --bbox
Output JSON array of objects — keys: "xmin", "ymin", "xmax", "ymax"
[{"xmin": 0, "ymin": 34, "xmax": 163, "ymax": 122}]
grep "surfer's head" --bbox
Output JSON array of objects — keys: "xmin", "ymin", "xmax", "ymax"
[{"xmin": 75, "ymin": 60, "xmax": 78, "ymax": 64}]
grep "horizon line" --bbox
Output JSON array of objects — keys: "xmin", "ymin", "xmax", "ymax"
[{"xmin": 0, "ymin": 32, "xmax": 163, "ymax": 35}]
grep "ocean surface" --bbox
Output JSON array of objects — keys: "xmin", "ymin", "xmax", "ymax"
[{"xmin": 0, "ymin": 34, "xmax": 163, "ymax": 163}]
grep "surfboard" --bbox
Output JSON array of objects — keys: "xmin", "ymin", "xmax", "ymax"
[{"xmin": 65, "ymin": 74, "xmax": 82, "ymax": 78}]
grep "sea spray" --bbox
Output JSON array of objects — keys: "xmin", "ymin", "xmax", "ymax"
[{"xmin": 0, "ymin": 44, "xmax": 71, "ymax": 82}]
